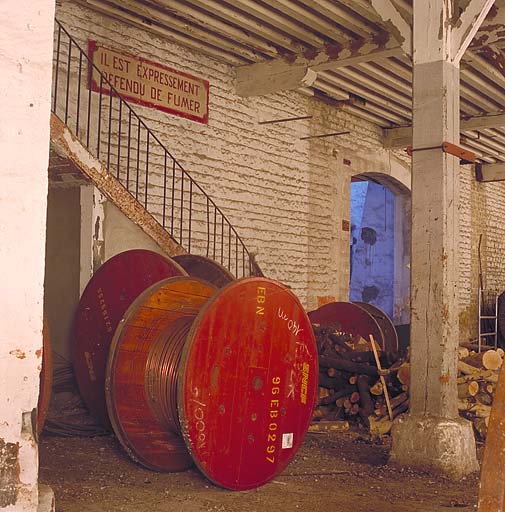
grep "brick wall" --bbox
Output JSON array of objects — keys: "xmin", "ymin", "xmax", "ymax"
[
  {"xmin": 459, "ymin": 166, "xmax": 505, "ymax": 341},
  {"xmin": 57, "ymin": 0, "xmax": 413, "ymax": 311},
  {"xmin": 57, "ymin": 1, "xmax": 505, "ymax": 338}
]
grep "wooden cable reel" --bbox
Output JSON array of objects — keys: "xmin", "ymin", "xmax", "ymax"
[
  {"xmin": 308, "ymin": 301, "xmax": 398, "ymax": 354},
  {"xmin": 172, "ymin": 254, "xmax": 235, "ymax": 289},
  {"xmin": 73, "ymin": 249, "xmax": 186, "ymax": 428},
  {"xmin": 74, "ymin": 250, "xmax": 318, "ymax": 489},
  {"xmin": 106, "ymin": 276, "xmax": 318, "ymax": 489}
]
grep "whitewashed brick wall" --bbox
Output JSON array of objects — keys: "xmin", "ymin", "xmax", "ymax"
[
  {"xmin": 57, "ymin": 0, "xmax": 413, "ymax": 311},
  {"xmin": 459, "ymin": 167, "xmax": 505, "ymax": 341},
  {"xmin": 57, "ymin": 1, "xmax": 505, "ymax": 337}
]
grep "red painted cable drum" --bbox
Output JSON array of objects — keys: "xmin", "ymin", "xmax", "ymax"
[
  {"xmin": 106, "ymin": 276, "xmax": 318, "ymax": 490},
  {"xmin": 179, "ymin": 278, "xmax": 318, "ymax": 490},
  {"xmin": 172, "ymin": 254, "xmax": 235, "ymax": 288},
  {"xmin": 73, "ymin": 249, "xmax": 186, "ymax": 428},
  {"xmin": 308, "ymin": 301, "xmax": 397, "ymax": 353}
]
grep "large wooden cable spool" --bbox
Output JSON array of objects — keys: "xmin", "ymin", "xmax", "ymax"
[
  {"xmin": 172, "ymin": 254, "xmax": 235, "ymax": 288},
  {"xmin": 106, "ymin": 276, "xmax": 318, "ymax": 490},
  {"xmin": 308, "ymin": 301, "xmax": 397, "ymax": 353},
  {"xmin": 73, "ymin": 249, "xmax": 186, "ymax": 428}
]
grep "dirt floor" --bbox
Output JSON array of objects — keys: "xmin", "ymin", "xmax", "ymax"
[{"xmin": 39, "ymin": 430, "xmax": 482, "ymax": 512}]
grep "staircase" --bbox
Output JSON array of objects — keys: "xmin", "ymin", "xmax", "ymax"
[{"xmin": 50, "ymin": 20, "xmax": 260, "ymax": 279}]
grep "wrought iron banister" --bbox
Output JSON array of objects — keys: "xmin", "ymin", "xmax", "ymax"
[{"xmin": 52, "ymin": 19, "xmax": 260, "ymax": 279}]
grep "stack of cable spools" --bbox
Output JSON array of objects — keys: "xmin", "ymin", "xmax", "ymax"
[
  {"xmin": 308, "ymin": 302, "xmax": 408, "ymax": 436},
  {"xmin": 72, "ymin": 249, "xmax": 318, "ymax": 490}
]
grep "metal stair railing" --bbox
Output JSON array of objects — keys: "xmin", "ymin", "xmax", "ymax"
[{"xmin": 51, "ymin": 19, "xmax": 259, "ymax": 279}]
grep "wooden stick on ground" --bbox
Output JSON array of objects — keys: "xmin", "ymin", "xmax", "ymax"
[{"xmin": 370, "ymin": 334, "xmax": 393, "ymax": 421}]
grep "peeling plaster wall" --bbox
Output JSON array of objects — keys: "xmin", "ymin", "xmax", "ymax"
[
  {"xmin": 0, "ymin": 1, "xmax": 55, "ymax": 510},
  {"xmin": 56, "ymin": 1, "xmax": 411, "ymax": 311},
  {"xmin": 102, "ymin": 197, "xmax": 173, "ymax": 262}
]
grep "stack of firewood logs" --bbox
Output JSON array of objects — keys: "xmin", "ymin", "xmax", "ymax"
[
  {"xmin": 312, "ymin": 323, "xmax": 504, "ymax": 440},
  {"xmin": 457, "ymin": 343, "xmax": 504, "ymax": 440},
  {"xmin": 312, "ymin": 323, "xmax": 409, "ymax": 436}
]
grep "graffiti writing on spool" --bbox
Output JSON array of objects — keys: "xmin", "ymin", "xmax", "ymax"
[
  {"xmin": 277, "ymin": 308, "xmax": 303, "ymax": 336},
  {"xmin": 191, "ymin": 387, "xmax": 207, "ymax": 449}
]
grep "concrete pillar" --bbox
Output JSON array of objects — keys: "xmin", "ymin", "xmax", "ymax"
[
  {"xmin": 0, "ymin": 1, "xmax": 55, "ymax": 510},
  {"xmin": 391, "ymin": 0, "xmax": 478, "ymax": 478}
]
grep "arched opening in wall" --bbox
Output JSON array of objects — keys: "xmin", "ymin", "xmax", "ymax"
[{"xmin": 349, "ymin": 173, "xmax": 411, "ymax": 349}]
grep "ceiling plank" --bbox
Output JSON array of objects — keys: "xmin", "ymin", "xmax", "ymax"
[
  {"xmin": 452, "ymin": 0, "xmax": 496, "ymax": 63},
  {"xmin": 236, "ymin": 33, "xmax": 402, "ymax": 97},
  {"xmin": 469, "ymin": 4, "xmax": 505, "ymax": 49},
  {"xmin": 369, "ymin": 0, "xmax": 412, "ymax": 54},
  {"xmin": 384, "ymin": 113, "xmax": 505, "ymax": 148}
]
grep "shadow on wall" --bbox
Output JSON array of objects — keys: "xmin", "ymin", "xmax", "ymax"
[{"xmin": 350, "ymin": 180, "xmax": 395, "ymax": 319}]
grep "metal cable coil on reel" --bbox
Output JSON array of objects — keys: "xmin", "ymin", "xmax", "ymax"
[{"xmin": 74, "ymin": 250, "xmax": 318, "ymax": 490}]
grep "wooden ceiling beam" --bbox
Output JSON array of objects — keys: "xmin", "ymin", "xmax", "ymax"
[
  {"xmin": 452, "ymin": 0, "xmax": 496, "ymax": 63},
  {"xmin": 369, "ymin": 0, "xmax": 412, "ymax": 55},
  {"xmin": 384, "ymin": 113, "xmax": 505, "ymax": 148},
  {"xmin": 476, "ymin": 161, "xmax": 505, "ymax": 181},
  {"xmin": 235, "ymin": 33, "xmax": 402, "ymax": 97}
]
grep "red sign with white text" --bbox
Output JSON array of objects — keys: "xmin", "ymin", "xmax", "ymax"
[{"xmin": 88, "ymin": 41, "xmax": 209, "ymax": 124}]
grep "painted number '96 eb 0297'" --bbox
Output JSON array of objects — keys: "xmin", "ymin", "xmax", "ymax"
[{"xmin": 265, "ymin": 376, "xmax": 280, "ymax": 463}]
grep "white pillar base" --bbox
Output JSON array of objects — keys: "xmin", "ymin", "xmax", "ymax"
[{"xmin": 390, "ymin": 414, "xmax": 479, "ymax": 479}]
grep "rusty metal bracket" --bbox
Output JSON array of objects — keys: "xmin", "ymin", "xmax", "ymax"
[{"xmin": 405, "ymin": 142, "xmax": 476, "ymax": 164}]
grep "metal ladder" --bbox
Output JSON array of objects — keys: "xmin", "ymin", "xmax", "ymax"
[{"xmin": 478, "ymin": 288, "xmax": 498, "ymax": 351}]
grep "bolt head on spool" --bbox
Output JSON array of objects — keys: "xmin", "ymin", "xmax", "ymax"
[
  {"xmin": 178, "ymin": 278, "xmax": 319, "ymax": 490},
  {"xmin": 73, "ymin": 249, "xmax": 186, "ymax": 428}
]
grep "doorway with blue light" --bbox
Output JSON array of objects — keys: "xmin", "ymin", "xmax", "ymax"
[{"xmin": 349, "ymin": 175, "xmax": 411, "ymax": 331}]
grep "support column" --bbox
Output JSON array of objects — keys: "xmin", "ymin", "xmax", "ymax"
[
  {"xmin": 0, "ymin": 1, "xmax": 55, "ymax": 510},
  {"xmin": 390, "ymin": 0, "xmax": 478, "ymax": 478}
]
